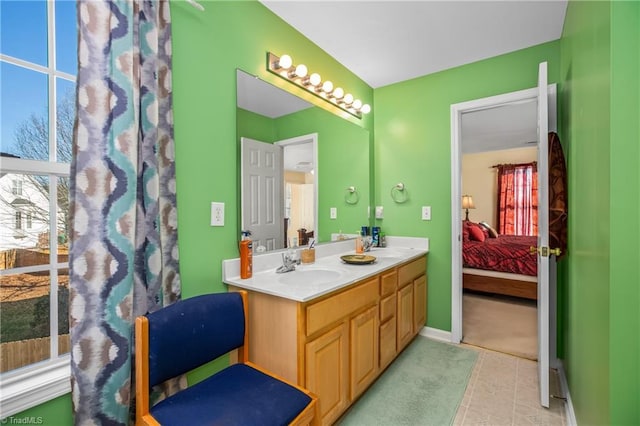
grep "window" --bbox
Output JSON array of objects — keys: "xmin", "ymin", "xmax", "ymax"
[
  {"xmin": 1, "ymin": 0, "xmax": 76, "ymax": 416},
  {"xmin": 496, "ymin": 162, "xmax": 538, "ymax": 236},
  {"xmin": 14, "ymin": 211, "xmax": 22, "ymax": 230},
  {"xmin": 12, "ymin": 179, "xmax": 23, "ymax": 196}
]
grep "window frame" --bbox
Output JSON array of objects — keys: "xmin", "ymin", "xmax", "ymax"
[{"xmin": 0, "ymin": 0, "xmax": 74, "ymax": 417}]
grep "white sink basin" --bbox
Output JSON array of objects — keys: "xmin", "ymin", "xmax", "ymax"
[
  {"xmin": 368, "ymin": 248, "xmax": 409, "ymax": 260},
  {"xmin": 278, "ymin": 269, "xmax": 343, "ymax": 286}
]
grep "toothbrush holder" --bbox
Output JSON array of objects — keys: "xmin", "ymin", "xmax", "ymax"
[{"xmin": 301, "ymin": 248, "xmax": 316, "ymax": 264}]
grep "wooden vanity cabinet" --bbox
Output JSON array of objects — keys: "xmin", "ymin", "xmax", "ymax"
[
  {"xmin": 397, "ymin": 256, "xmax": 428, "ymax": 351},
  {"xmin": 229, "ymin": 254, "xmax": 427, "ymax": 426}
]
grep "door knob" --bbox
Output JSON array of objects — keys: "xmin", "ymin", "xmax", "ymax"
[{"xmin": 530, "ymin": 246, "xmax": 562, "ymax": 257}]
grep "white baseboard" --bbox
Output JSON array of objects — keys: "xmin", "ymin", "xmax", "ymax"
[
  {"xmin": 419, "ymin": 326, "xmax": 453, "ymax": 343},
  {"xmin": 556, "ymin": 361, "xmax": 577, "ymax": 426}
]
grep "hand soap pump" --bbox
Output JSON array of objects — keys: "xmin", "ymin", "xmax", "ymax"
[
  {"xmin": 239, "ymin": 230, "xmax": 253, "ymax": 279},
  {"xmin": 355, "ymin": 230, "xmax": 364, "ymax": 254}
]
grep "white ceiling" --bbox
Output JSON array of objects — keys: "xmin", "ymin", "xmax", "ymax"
[{"xmin": 261, "ymin": 0, "xmax": 568, "ymax": 89}]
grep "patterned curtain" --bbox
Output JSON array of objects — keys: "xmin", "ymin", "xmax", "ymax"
[
  {"xmin": 69, "ymin": 1, "xmax": 182, "ymax": 424},
  {"xmin": 496, "ymin": 162, "xmax": 538, "ymax": 236}
]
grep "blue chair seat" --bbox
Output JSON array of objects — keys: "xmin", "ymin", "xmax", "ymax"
[{"xmin": 150, "ymin": 363, "xmax": 313, "ymax": 426}]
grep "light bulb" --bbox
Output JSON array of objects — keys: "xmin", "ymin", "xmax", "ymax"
[
  {"xmin": 343, "ymin": 93, "xmax": 354, "ymax": 105},
  {"xmin": 309, "ymin": 73, "xmax": 321, "ymax": 86},
  {"xmin": 294, "ymin": 64, "xmax": 307, "ymax": 78},
  {"xmin": 361, "ymin": 104, "xmax": 371, "ymax": 114},
  {"xmin": 352, "ymin": 99, "xmax": 363, "ymax": 110},
  {"xmin": 333, "ymin": 87, "xmax": 344, "ymax": 99},
  {"xmin": 322, "ymin": 80, "xmax": 333, "ymax": 93},
  {"xmin": 278, "ymin": 54, "xmax": 292, "ymax": 69}
]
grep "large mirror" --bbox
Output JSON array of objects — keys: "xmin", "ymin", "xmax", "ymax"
[{"xmin": 237, "ymin": 69, "xmax": 370, "ymax": 252}]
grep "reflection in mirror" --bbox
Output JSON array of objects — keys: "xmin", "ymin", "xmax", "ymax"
[
  {"xmin": 237, "ymin": 70, "xmax": 317, "ymax": 252},
  {"xmin": 237, "ymin": 69, "xmax": 370, "ymax": 253}
]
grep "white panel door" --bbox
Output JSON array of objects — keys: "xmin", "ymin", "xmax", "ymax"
[
  {"xmin": 241, "ymin": 137, "xmax": 284, "ymax": 251},
  {"xmin": 536, "ymin": 61, "xmax": 550, "ymax": 408}
]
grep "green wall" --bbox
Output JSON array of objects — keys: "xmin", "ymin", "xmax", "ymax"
[
  {"xmin": 560, "ymin": 1, "xmax": 611, "ymax": 423},
  {"xmin": 373, "ymin": 41, "xmax": 560, "ymax": 331},
  {"xmin": 560, "ymin": 0, "xmax": 640, "ymax": 424},
  {"xmin": 609, "ymin": 3, "xmax": 640, "ymax": 423}
]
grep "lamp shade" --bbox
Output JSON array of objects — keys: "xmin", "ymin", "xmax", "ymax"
[{"xmin": 462, "ymin": 195, "xmax": 475, "ymax": 210}]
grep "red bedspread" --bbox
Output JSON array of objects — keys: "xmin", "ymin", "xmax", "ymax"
[{"xmin": 463, "ymin": 235, "xmax": 537, "ymax": 276}]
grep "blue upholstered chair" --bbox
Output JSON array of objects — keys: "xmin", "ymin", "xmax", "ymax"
[{"xmin": 135, "ymin": 291, "xmax": 317, "ymax": 425}]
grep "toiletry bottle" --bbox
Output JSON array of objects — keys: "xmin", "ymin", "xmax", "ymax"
[
  {"xmin": 372, "ymin": 226, "xmax": 380, "ymax": 247},
  {"xmin": 355, "ymin": 230, "xmax": 364, "ymax": 254},
  {"xmin": 239, "ymin": 231, "xmax": 253, "ymax": 279}
]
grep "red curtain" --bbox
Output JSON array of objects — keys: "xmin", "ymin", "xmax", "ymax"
[{"xmin": 496, "ymin": 162, "xmax": 538, "ymax": 236}]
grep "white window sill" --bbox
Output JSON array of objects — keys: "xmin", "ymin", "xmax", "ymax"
[{"xmin": 0, "ymin": 356, "xmax": 71, "ymax": 418}]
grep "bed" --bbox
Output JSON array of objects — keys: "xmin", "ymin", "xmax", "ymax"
[{"xmin": 462, "ymin": 222, "xmax": 538, "ymax": 300}]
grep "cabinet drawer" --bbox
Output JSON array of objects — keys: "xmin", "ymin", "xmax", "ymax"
[
  {"xmin": 398, "ymin": 256, "xmax": 427, "ymax": 285},
  {"xmin": 380, "ymin": 294, "xmax": 396, "ymax": 322},
  {"xmin": 306, "ymin": 277, "xmax": 379, "ymax": 336},
  {"xmin": 380, "ymin": 269, "xmax": 397, "ymax": 296}
]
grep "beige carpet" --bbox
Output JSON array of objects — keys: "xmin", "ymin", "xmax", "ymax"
[{"xmin": 462, "ymin": 292, "xmax": 537, "ymax": 360}]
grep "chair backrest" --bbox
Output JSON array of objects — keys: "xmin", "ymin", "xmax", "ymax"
[{"xmin": 144, "ymin": 292, "xmax": 246, "ymax": 387}]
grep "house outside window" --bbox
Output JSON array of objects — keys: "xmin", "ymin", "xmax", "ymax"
[{"xmin": 0, "ymin": 0, "xmax": 76, "ymax": 416}]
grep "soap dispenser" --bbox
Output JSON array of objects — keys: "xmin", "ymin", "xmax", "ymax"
[
  {"xmin": 239, "ymin": 230, "xmax": 253, "ymax": 279},
  {"xmin": 355, "ymin": 230, "xmax": 364, "ymax": 254}
]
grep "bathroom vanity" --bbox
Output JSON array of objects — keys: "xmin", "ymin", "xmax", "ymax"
[{"xmin": 223, "ymin": 237, "xmax": 428, "ymax": 425}]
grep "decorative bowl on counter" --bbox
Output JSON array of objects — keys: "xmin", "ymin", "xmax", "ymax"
[{"xmin": 340, "ymin": 254, "xmax": 376, "ymax": 265}]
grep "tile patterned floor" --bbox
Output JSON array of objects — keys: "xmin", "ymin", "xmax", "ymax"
[{"xmin": 454, "ymin": 345, "xmax": 567, "ymax": 425}]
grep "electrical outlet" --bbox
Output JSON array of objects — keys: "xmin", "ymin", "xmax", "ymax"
[
  {"xmin": 421, "ymin": 206, "xmax": 431, "ymax": 221},
  {"xmin": 211, "ymin": 202, "xmax": 224, "ymax": 226},
  {"xmin": 330, "ymin": 207, "xmax": 337, "ymax": 219},
  {"xmin": 375, "ymin": 206, "xmax": 384, "ymax": 219}
]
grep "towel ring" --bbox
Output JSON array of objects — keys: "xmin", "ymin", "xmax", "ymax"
[
  {"xmin": 391, "ymin": 183, "xmax": 408, "ymax": 204},
  {"xmin": 345, "ymin": 186, "xmax": 359, "ymax": 205}
]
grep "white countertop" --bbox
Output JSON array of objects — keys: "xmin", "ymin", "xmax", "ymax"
[{"xmin": 222, "ymin": 236, "xmax": 429, "ymax": 302}]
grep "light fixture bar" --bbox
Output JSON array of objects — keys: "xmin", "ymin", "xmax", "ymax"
[{"xmin": 267, "ymin": 52, "xmax": 370, "ymax": 119}]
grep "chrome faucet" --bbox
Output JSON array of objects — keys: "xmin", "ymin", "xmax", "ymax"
[{"xmin": 276, "ymin": 250, "xmax": 300, "ymax": 273}]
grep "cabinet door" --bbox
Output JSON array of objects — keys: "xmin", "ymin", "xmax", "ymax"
[
  {"xmin": 413, "ymin": 274, "xmax": 427, "ymax": 334},
  {"xmin": 397, "ymin": 283, "xmax": 414, "ymax": 350},
  {"xmin": 305, "ymin": 322, "xmax": 349, "ymax": 425},
  {"xmin": 350, "ymin": 305, "xmax": 379, "ymax": 400},
  {"xmin": 379, "ymin": 317, "xmax": 396, "ymax": 369}
]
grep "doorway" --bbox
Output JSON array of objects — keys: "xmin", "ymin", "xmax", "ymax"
[
  {"xmin": 460, "ymin": 122, "xmax": 539, "ymax": 359},
  {"xmin": 450, "ymin": 83, "xmax": 557, "ymax": 341},
  {"xmin": 275, "ymin": 133, "xmax": 318, "ymax": 248},
  {"xmin": 451, "ymin": 85, "xmax": 557, "ymax": 356}
]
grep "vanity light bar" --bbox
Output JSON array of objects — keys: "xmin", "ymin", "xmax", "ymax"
[{"xmin": 267, "ymin": 52, "xmax": 371, "ymax": 119}]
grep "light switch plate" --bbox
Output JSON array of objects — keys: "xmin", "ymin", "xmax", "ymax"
[
  {"xmin": 211, "ymin": 202, "xmax": 224, "ymax": 226},
  {"xmin": 330, "ymin": 207, "xmax": 337, "ymax": 219},
  {"xmin": 421, "ymin": 206, "xmax": 431, "ymax": 221},
  {"xmin": 375, "ymin": 206, "xmax": 384, "ymax": 219}
]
